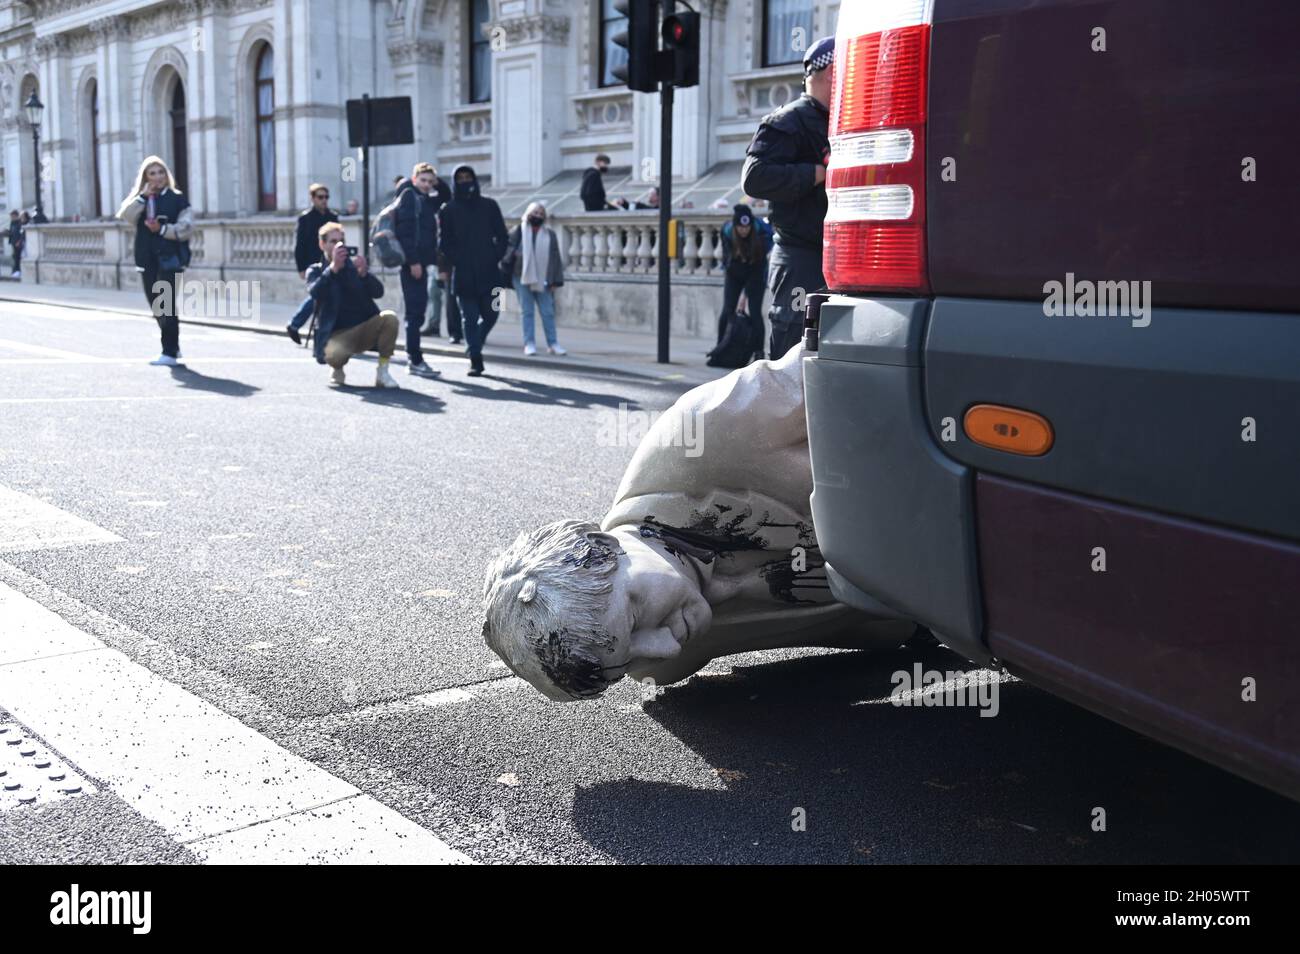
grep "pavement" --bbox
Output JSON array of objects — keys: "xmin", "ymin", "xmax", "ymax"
[
  {"xmin": 0, "ymin": 278, "xmax": 729, "ymax": 389},
  {"xmin": 1, "ymin": 298, "xmax": 1298, "ymax": 865}
]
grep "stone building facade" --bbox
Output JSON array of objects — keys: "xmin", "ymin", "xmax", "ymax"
[{"xmin": 0, "ymin": 0, "xmax": 839, "ymax": 333}]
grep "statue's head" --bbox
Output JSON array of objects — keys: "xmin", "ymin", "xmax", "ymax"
[{"xmin": 482, "ymin": 520, "xmax": 713, "ymax": 701}]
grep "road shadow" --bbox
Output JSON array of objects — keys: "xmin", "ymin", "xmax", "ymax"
[
  {"xmin": 168, "ymin": 365, "xmax": 260, "ymax": 397},
  {"xmin": 448, "ymin": 374, "xmax": 642, "ymax": 410},
  {"xmin": 569, "ymin": 645, "xmax": 1300, "ymax": 864},
  {"xmin": 351, "ymin": 386, "xmax": 446, "ymax": 414}
]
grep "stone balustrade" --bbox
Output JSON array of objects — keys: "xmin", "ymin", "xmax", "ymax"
[{"xmin": 21, "ymin": 209, "xmax": 737, "ymax": 337}]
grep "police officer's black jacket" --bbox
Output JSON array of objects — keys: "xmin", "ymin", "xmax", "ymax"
[
  {"xmin": 294, "ymin": 205, "xmax": 340, "ymax": 274},
  {"xmin": 740, "ymin": 93, "xmax": 830, "ymax": 254}
]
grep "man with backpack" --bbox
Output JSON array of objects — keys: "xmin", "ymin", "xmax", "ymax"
[{"xmin": 390, "ymin": 162, "xmax": 442, "ymax": 378}]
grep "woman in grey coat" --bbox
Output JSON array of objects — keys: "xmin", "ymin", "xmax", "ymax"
[{"xmin": 502, "ymin": 201, "xmax": 566, "ymax": 356}]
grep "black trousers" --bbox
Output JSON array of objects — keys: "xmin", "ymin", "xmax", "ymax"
[
  {"xmin": 457, "ymin": 288, "xmax": 499, "ymax": 364},
  {"xmin": 765, "ymin": 247, "xmax": 825, "ymax": 360},
  {"xmin": 400, "ymin": 265, "xmax": 428, "ymax": 364},
  {"xmin": 141, "ymin": 264, "xmax": 180, "ymax": 358},
  {"xmin": 717, "ymin": 263, "xmax": 767, "ymax": 355}
]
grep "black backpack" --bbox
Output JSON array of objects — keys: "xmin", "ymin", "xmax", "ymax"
[{"xmin": 707, "ymin": 310, "xmax": 763, "ymax": 368}]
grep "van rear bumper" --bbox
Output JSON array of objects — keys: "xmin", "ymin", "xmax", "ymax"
[
  {"xmin": 803, "ymin": 294, "xmax": 1300, "ymax": 799},
  {"xmin": 978, "ymin": 473, "xmax": 1300, "ymax": 801}
]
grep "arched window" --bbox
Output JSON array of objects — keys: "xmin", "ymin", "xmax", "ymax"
[
  {"xmin": 169, "ymin": 80, "xmax": 189, "ymax": 195},
  {"xmin": 89, "ymin": 79, "xmax": 103, "ymax": 216},
  {"xmin": 255, "ymin": 45, "xmax": 276, "ymax": 211}
]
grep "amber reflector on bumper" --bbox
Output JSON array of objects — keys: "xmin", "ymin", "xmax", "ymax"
[{"xmin": 964, "ymin": 404, "xmax": 1055, "ymax": 456}]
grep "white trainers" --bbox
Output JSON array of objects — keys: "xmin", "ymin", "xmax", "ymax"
[
  {"xmin": 523, "ymin": 342, "xmax": 537, "ymax": 356},
  {"xmin": 330, "ymin": 366, "xmax": 346, "ymax": 386},
  {"xmin": 548, "ymin": 343, "xmax": 567, "ymax": 356},
  {"xmin": 375, "ymin": 365, "xmax": 399, "ymax": 389},
  {"xmin": 149, "ymin": 354, "xmax": 179, "ymax": 366}
]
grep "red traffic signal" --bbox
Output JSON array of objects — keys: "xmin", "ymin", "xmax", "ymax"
[{"xmin": 660, "ymin": 11, "xmax": 699, "ymax": 88}]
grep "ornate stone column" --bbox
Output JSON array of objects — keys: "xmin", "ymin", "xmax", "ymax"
[
  {"xmin": 89, "ymin": 15, "xmax": 135, "ymax": 218},
  {"xmin": 387, "ymin": 34, "xmax": 444, "ymax": 176},
  {"xmin": 34, "ymin": 32, "xmax": 73, "ymax": 219},
  {"xmin": 186, "ymin": 0, "xmax": 236, "ymax": 216}
]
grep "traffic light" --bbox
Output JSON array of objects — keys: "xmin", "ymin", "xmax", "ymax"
[
  {"xmin": 611, "ymin": 0, "xmax": 661, "ymax": 94},
  {"xmin": 661, "ymin": 10, "xmax": 700, "ymax": 89}
]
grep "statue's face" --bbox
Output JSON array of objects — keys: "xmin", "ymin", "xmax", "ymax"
[{"xmin": 596, "ymin": 530, "xmax": 713, "ymax": 684}]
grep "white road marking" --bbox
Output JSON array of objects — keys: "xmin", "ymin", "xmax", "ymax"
[
  {"xmin": 0, "ymin": 337, "xmax": 100, "ymax": 361},
  {"xmin": 0, "ymin": 578, "xmax": 472, "ymax": 863},
  {"xmin": 0, "ymin": 485, "xmax": 123, "ymax": 553},
  {"xmin": 187, "ymin": 795, "xmax": 471, "ymax": 864},
  {"xmin": 0, "ymin": 392, "xmax": 319, "ymax": 405}
]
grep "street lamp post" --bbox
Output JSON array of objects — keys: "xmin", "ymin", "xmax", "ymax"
[{"xmin": 24, "ymin": 91, "xmax": 48, "ymax": 224}]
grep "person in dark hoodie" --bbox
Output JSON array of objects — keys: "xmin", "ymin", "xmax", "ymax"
[
  {"xmin": 580, "ymin": 154, "xmax": 629, "ymax": 212},
  {"xmin": 437, "ymin": 164, "xmax": 508, "ymax": 376},
  {"xmin": 393, "ymin": 162, "xmax": 442, "ymax": 378},
  {"xmin": 294, "ymin": 183, "xmax": 339, "ymax": 278}
]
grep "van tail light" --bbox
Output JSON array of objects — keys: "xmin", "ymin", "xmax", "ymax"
[{"xmin": 825, "ymin": 1, "xmax": 933, "ymax": 294}]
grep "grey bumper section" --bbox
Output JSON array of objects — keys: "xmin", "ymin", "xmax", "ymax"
[{"xmin": 803, "ymin": 296, "xmax": 989, "ymax": 665}]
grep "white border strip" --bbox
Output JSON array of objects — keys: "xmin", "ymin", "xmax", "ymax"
[{"xmin": 0, "ymin": 579, "xmax": 472, "ymax": 864}]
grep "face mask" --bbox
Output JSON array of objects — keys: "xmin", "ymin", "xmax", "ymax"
[
  {"xmin": 528, "ymin": 216, "xmax": 544, "ymax": 226},
  {"xmin": 454, "ymin": 178, "xmax": 477, "ymax": 199}
]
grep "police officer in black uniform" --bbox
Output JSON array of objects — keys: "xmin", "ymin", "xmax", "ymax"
[{"xmin": 741, "ymin": 35, "xmax": 835, "ymax": 360}]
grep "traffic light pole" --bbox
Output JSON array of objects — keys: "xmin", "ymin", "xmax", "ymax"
[
  {"xmin": 656, "ymin": 0, "xmax": 675, "ymax": 364},
  {"xmin": 657, "ymin": 81, "xmax": 673, "ymax": 364},
  {"xmin": 361, "ymin": 94, "xmax": 371, "ymax": 250}
]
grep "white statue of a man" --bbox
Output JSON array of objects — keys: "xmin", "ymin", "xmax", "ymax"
[{"xmin": 482, "ymin": 345, "xmax": 913, "ymax": 701}]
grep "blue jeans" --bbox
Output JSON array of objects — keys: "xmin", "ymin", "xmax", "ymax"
[
  {"xmin": 458, "ymin": 289, "xmax": 499, "ymax": 360},
  {"xmin": 426, "ymin": 271, "xmax": 442, "ymax": 334},
  {"xmin": 514, "ymin": 279, "xmax": 558, "ymax": 347}
]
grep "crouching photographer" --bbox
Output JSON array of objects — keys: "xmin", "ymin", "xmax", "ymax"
[{"xmin": 287, "ymin": 223, "xmax": 400, "ymax": 389}]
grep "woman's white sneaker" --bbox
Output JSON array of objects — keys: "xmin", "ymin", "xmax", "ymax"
[
  {"xmin": 149, "ymin": 354, "xmax": 179, "ymax": 366},
  {"xmin": 330, "ymin": 366, "xmax": 346, "ymax": 386},
  {"xmin": 375, "ymin": 365, "xmax": 400, "ymax": 388},
  {"xmin": 548, "ymin": 344, "xmax": 567, "ymax": 356},
  {"xmin": 523, "ymin": 342, "xmax": 537, "ymax": 356}
]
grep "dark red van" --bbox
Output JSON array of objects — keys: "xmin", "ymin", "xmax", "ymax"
[{"xmin": 803, "ymin": 0, "xmax": 1300, "ymax": 799}]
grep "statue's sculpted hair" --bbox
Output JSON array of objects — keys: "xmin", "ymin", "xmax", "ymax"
[{"xmin": 482, "ymin": 520, "xmax": 622, "ymax": 701}]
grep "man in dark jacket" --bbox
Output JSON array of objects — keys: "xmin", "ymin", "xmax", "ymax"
[
  {"xmin": 580, "ymin": 154, "xmax": 629, "ymax": 212},
  {"xmin": 393, "ymin": 162, "xmax": 442, "ymax": 378},
  {"xmin": 294, "ymin": 184, "xmax": 339, "ymax": 278},
  {"xmin": 740, "ymin": 35, "xmax": 834, "ymax": 360},
  {"xmin": 438, "ymin": 164, "xmax": 508, "ymax": 376},
  {"xmin": 295, "ymin": 222, "xmax": 400, "ymax": 389}
]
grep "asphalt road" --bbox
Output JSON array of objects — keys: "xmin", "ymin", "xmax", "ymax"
[{"xmin": 1, "ymin": 301, "xmax": 1297, "ymax": 864}]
